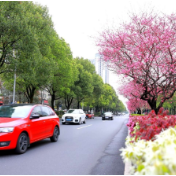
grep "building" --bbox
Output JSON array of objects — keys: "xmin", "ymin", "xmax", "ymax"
[
  {"xmin": 90, "ymin": 53, "xmax": 109, "ymax": 84},
  {"xmin": 104, "ymin": 62, "xmax": 109, "ymax": 84}
]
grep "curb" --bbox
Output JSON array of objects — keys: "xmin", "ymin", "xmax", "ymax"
[
  {"xmin": 124, "ymin": 161, "xmax": 131, "ymax": 175},
  {"xmin": 124, "ymin": 129, "xmax": 131, "ymax": 175}
]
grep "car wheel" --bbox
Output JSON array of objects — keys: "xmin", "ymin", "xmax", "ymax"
[
  {"xmin": 62, "ymin": 122, "xmax": 65, "ymax": 125},
  {"xmin": 50, "ymin": 126, "xmax": 59, "ymax": 142},
  {"xmin": 15, "ymin": 132, "xmax": 28, "ymax": 154},
  {"xmin": 102, "ymin": 117, "xmax": 105, "ymax": 120},
  {"xmin": 83, "ymin": 118, "xmax": 86, "ymax": 124}
]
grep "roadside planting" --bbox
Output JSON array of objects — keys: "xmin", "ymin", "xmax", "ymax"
[{"xmin": 121, "ymin": 108, "xmax": 176, "ymax": 174}]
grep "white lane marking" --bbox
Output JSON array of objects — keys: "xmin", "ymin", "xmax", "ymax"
[{"xmin": 77, "ymin": 124, "xmax": 92, "ymax": 129}]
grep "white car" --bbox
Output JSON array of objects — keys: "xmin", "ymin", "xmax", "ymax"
[
  {"xmin": 102, "ymin": 112, "xmax": 113, "ymax": 120},
  {"xmin": 62, "ymin": 109, "xmax": 86, "ymax": 125}
]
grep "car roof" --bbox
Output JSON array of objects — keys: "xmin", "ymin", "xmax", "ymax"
[
  {"xmin": 69, "ymin": 109, "xmax": 82, "ymax": 110},
  {"xmin": 1, "ymin": 104, "xmax": 49, "ymax": 107}
]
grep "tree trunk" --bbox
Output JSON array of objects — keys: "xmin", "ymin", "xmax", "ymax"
[
  {"xmin": 147, "ymin": 99, "xmax": 162, "ymax": 115},
  {"xmin": 136, "ymin": 108, "xmax": 141, "ymax": 114},
  {"xmin": 65, "ymin": 96, "xmax": 73, "ymax": 110},
  {"xmin": 25, "ymin": 85, "xmax": 36, "ymax": 103},
  {"xmin": 77, "ymin": 101, "xmax": 80, "ymax": 109},
  {"xmin": 19, "ymin": 92, "xmax": 21, "ymax": 103},
  {"xmin": 29, "ymin": 88, "xmax": 35, "ymax": 103},
  {"xmin": 51, "ymin": 93, "xmax": 55, "ymax": 110},
  {"xmin": 29, "ymin": 95, "xmax": 34, "ymax": 103}
]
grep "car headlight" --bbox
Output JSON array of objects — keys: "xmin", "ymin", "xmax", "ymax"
[{"xmin": 0, "ymin": 127, "xmax": 14, "ymax": 133}]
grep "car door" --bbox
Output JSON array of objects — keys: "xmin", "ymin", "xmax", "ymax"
[
  {"xmin": 29, "ymin": 106, "xmax": 46, "ymax": 142},
  {"xmin": 41, "ymin": 106, "xmax": 53, "ymax": 136}
]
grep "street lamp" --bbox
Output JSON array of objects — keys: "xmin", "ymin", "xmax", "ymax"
[{"xmin": 12, "ymin": 49, "xmax": 16, "ymax": 104}]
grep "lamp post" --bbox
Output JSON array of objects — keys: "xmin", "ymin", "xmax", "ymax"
[{"xmin": 12, "ymin": 50, "xmax": 16, "ymax": 104}]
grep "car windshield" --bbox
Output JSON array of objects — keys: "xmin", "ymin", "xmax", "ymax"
[
  {"xmin": 104, "ymin": 112, "xmax": 112, "ymax": 115},
  {"xmin": 87, "ymin": 112, "xmax": 91, "ymax": 114},
  {"xmin": 0, "ymin": 105, "xmax": 32, "ymax": 118},
  {"xmin": 67, "ymin": 110, "xmax": 80, "ymax": 114}
]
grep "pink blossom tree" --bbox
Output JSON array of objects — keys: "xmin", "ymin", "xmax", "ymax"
[
  {"xmin": 127, "ymin": 98, "xmax": 148, "ymax": 114},
  {"xmin": 119, "ymin": 80, "xmax": 150, "ymax": 114},
  {"xmin": 97, "ymin": 13, "xmax": 176, "ymax": 114}
]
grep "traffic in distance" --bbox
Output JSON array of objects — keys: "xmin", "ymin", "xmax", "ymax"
[{"xmin": 0, "ymin": 104, "xmax": 125, "ymax": 154}]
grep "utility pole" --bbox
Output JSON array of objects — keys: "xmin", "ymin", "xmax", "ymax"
[{"xmin": 12, "ymin": 50, "xmax": 16, "ymax": 104}]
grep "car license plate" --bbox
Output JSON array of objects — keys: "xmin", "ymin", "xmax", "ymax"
[{"xmin": 66, "ymin": 119, "xmax": 72, "ymax": 121}]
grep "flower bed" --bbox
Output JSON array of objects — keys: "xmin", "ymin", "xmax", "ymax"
[{"xmin": 121, "ymin": 108, "xmax": 176, "ymax": 175}]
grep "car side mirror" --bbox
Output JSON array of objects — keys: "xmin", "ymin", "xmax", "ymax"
[{"xmin": 30, "ymin": 114, "xmax": 40, "ymax": 119}]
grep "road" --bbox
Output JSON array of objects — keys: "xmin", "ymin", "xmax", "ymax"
[{"xmin": 0, "ymin": 115, "xmax": 129, "ymax": 175}]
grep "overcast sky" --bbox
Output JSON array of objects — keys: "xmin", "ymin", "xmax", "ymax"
[{"xmin": 33, "ymin": 0, "xmax": 176, "ymax": 106}]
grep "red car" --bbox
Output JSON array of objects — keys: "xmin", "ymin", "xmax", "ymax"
[
  {"xmin": 0, "ymin": 104, "xmax": 60, "ymax": 154},
  {"xmin": 86, "ymin": 112, "xmax": 94, "ymax": 119}
]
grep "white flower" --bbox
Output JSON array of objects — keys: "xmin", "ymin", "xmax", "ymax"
[{"xmin": 121, "ymin": 127, "xmax": 176, "ymax": 175}]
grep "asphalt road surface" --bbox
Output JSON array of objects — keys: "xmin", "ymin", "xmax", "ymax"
[{"xmin": 0, "ymin": 114, "xmax": 129, "ymax": 175}]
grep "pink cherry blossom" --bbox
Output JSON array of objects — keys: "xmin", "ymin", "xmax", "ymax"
[{"xmin": 97, "ymin": 13, "xmax": 176, "ymax": 114}]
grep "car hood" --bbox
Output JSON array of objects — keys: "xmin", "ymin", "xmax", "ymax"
[
  {"xmin": 63, "ymin": 113, "xmax": 81, "ymax": 117},
  {"xmin": 0, "ymin": 118, "xmax": 25, "ymax": 127}
]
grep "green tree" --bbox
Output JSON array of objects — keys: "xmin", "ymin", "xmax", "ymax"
[
  {"xmin": 1, "ymin": 2, "xmax": 56, "ymax": 103},
  {"xmin": 45, "ymin": 34, "xmax": 78, "ymax": 109},
  {"xmin": 0, "ymin": 2, "xmax": 41, "ymax": 73}
]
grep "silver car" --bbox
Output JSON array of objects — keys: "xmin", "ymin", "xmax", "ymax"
[{"xmin": 102, "ymin": 112, "xmax": 113, "ymax": 120}]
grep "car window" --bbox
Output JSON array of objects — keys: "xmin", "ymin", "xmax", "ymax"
[
  {"xmin": 31, "ymin": 106, "xmax": 42, "ymax": 117},
  {"xmin": 0, "ymin": 105, "xmax": 32, "ymax": 118},
  {"xmin": 80, "ymin": 110, "xmax": 84, "ymax": 114},
  {"xmin": 47, "ymin": 107, "xmax": 55, "ymax": 115},
  {"xmin": 41, "ymin": 106, "xmax": 50, "ymax": 116},
  {"xmin": 104, "ymin": 112, "xmax": 112, "ymax": 116},
  {"xmin": 67, "ymin": 110, "xmax": 80, "ymax": 114}
]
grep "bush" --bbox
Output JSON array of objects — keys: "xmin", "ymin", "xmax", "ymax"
[
  {"xmin": 55, "ymin": 110, "xmax": 65, "ymax": 117},
  {"xmin": 121, "ymin": 107, "xmax": 176, "ymax": 175},
  {"xmin": 127, "ymin": 109, "xmax": 175, "ymax": 142},
  {"xmin": 94, "ymin": 112, "xmax": 102, "ymax": 117},
  {"xmin": 121, "ymin": 127, "xmax": 176, "ymax": 175},
  {"xmin": 130, "ymin": 114, "xmax": 145, "ymax": 116}
]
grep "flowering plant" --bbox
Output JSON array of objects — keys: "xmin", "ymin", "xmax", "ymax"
[
  {"xmin": 121, "ymin": 127, "xmax": 176, "ymax": 175},
  {"xmin": 128, "ymin": 108, "xmax": 176, "ymax": 141}
]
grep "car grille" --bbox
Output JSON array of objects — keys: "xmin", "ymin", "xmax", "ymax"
[{"xmin": 65, "ymin": 116, "xmax": 73, "ymax": 121}]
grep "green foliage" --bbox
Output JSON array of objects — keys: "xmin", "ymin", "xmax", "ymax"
[
  {"xmin": 55, "ymin": 110, "xmax": 64, "ymax": 117},
  {"xmin": 130, "ymin": 114, "xmax": 145, "ymax": 116},
  {"xmin": 94, "ymin": 112, "xmax": 102, "ymax": 116},
  {"xmin": 0, "ymin": 1, "xmax": 126, "ymax": 112}
]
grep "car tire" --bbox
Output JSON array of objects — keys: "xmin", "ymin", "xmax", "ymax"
[
  {"xmin": 15, "ymin": 132, "xmax": 28, "ymax": 154},
  {"xmin": 62, "ymin": 122, "xmax": 65, "ymax": 125},
  {"xmin": 102, "ymin": 117, "xmax": 105, "ymax": 120},
  {"xmin": 50, "ymin": 126, "xmax": 59, "ymax": 142},
  {"xmin": 83, "ymin": 118, "xmax": 86, "ymax": 124}
]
